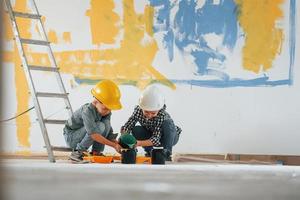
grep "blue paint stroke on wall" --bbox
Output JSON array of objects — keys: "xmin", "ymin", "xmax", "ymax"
[
  {"xmin": 149, "ymin": 0, "xmax": 296, "ymax": 88},
  {"xmin": 74, "ymin": 77, "xmax": 290, "ymax": 88},
  {"xmin": 149, "ymin": 0, "xmax": 171, "ymax": 28},
  {"xmin": 175, "ymin": 0, "xmax": 237, "ymax": 49},
  {"xmin": 289, "ymin": 0, "xmax": 296, "ymax": 84},
  {"xmin": 163, "ymin": 29, "xmax": 174, "ymax": 61},
  {"xmin": 174, "ymin": 0, "xmax": 197, "ymax": 48},
  {"xmin": 151, "ymin": 0, "xmax": 237, "ymax": 76},
  {"xmin": 149, "ymin": 0, "xmax": 175, "ymax": 61},
  {"xmin": 171, "ymin": 78, "xmax": 291, "ymax": 88}
]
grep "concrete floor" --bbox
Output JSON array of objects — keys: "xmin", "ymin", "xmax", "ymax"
[{"xmin": 1, "ymin": 159, "xmax": 300, "ymax": 200}]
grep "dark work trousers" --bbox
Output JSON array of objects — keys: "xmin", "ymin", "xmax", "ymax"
[{"xmin": 131, "ymin": 119, "xmax": 180, "ymax": 155}]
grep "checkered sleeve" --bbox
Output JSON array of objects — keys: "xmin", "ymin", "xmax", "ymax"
[
  {"xmin": 149, "ymin": 113, "xmax": 165, "ymax": 146},
  {"xmin": 121, "ymin": 106, "xmax": 139, "ymax": 134},
  {"xmin": 149, "ymin": 130, "xmax": 162, "ymax": 146}
]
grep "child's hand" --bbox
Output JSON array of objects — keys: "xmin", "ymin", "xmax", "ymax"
[
  {"xmin": 111, "ymin": 139, "xmax": 118, "ymax": 144},
  {"xmin": 134, "ymin": 140, "xmax": 140, "ymax": 148},
  {"xmin": 114, "ymin": 143, "xmax": 122, "ymax": 153}
]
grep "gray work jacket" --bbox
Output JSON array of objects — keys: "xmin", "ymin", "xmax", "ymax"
[{"xmin": 64, "ymin": 103, "xmax": 112, "ymax": 136}]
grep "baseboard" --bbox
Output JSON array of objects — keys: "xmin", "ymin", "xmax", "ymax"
[
  {"xmin": 0, "ymin": 152, "xmax": 69, "ymax": 160},
  {"xmin": 173, "ymin": 153, "xmax": 300, "ymax": 165}
]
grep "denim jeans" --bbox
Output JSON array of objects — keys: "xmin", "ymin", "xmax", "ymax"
[
  {"xmin": 131, "ymin": 119, "xmax": 180, "ymax": 155},
  {"xmin": 63, "ymin": 121, "xmax": 111, "ymax": 152}
]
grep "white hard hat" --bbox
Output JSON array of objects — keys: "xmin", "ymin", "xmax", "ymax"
[{"xmin": 139, "ymin": 85, "xmax": 165, "ymax": 111}]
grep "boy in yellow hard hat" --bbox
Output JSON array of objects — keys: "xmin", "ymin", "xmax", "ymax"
[
  {"xmin": 121, "ymin": 85, "xmax": 182, "ymax": 161},
  {"xmin": 63, "ymin": 80, "xmax": 122, "ymax": 162}
]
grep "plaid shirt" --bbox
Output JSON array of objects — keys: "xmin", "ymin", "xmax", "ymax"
[{"xmin": 121, "ymin": 105, "xmax": 182, "ymax": 146}]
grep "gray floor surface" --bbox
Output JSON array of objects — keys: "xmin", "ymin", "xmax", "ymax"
[{"xmin": 1, "ymin": 159, "xmax": 300, "ymax": 200}]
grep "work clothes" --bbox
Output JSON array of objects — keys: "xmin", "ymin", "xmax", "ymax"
[
  {"xmin": 63, "ymin": 103, "xmax": 114, "ymax": 152},
  {"xmin": 121, "ymin": 105, "xmax": 181, "ymax": 153}
]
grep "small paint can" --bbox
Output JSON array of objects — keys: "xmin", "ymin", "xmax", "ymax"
[
  {"xmin": 121, "ymin": 148, "xmax": 137, "ymax": 164},
  {"xmin": 151, "ymin": 147, "xmax": 165, "ymax": 165}
]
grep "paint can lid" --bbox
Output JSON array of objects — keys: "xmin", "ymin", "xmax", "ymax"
[{"xmin": 153, "ymin": 146, "xmax": 164, "ymax": 149}]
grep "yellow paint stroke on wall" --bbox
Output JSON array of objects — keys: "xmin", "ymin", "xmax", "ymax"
[
  {"xmin": 236, "ymin": 0, "xmax": 284, "ymax": 73},
  {"xmin": 35, "ymin": 16, "xmax": 46, "ymax": 37},
  {"xmin": 5, "ymin": 0, "xmax": 174, "ymax": 89},
  {"xmin": 63, "ymin": 32, "xmax": 72, "ymax": 43},
  {"xmin": 53, "ymin": 0, "xmax": 174, "ymax": 89},
  {"xmin": 3, "ymin": 51, "xmax": 14, "ymax": 62},
  {"xmin": 11, "ymin": 0, "xmax": 32, "ymax": 148},
  {"xmin": 3, "ymin": 12, "xmax": 13, "ymax": 40},
  {"xmin": 0, "ymin": 55, "xmax": 37, "ymax": 150},
  {"xmin": 86, "ymin": 0, "xmax": 120, "ymax": 45},
  {"xmin": 48, "ymin": 29, "xmax": 58, "ymax": 43},
  {"xmin": 3, "ymin": 0, "xmax": 32, "ymax": 148},
  {"xmin": 144, "ymin": 5, "xmax": 154, "ymax": 36}
]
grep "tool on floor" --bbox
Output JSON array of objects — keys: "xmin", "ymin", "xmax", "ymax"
[
  {"xmin": 83, "ymin": 154, "xmax": 151, "ymax": 164},
  {"xmin": 4, "ymin": 0, "xmax": 73, "ymax": 163},
  {"xmin": 83, "ymin": 155, "xmax": 114, "ymax": 163}
]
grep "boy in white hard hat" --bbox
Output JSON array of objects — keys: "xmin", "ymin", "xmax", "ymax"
[
  {"xmin": 121, "ymin": 85, "xmax": 181, "ymax": 161},
  {"xmin": 63, "ymin": 80, "xmax": 122, "ymax": 162}
]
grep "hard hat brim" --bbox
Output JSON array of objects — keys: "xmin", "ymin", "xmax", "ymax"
[
  {"xmin": 91, "ymin": 88, "xmax": 122, "ymax": 110},
  {"xmin": 139, "ymin": 101, "xmax": 163, "ymax": 111},
  {"xmin": 106, "ymin": 101, "xmax": 122, "ymax": 110}
]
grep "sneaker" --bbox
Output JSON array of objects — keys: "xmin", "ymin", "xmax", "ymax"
[
  {"xmin": 165, "ymin": 155, "xmax": 172, "ymax": 161},
  {"xmin": 69, "ymin": 150, "xmax": 84, "ymax": 162},
  {"xmin": 164, "ymin": 150, "xmax": 172, "ymax": 162}
]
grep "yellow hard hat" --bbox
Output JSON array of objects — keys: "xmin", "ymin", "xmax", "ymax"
[{"xmin": 91, "ymin": 80, "xmax": 122, "ymax": 110}]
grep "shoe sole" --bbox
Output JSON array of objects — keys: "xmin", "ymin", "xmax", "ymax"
[
  {"xmin": 69, "ymin": 156, "xmax": 90, "ymax": 164},
  {"xmin": 70, "ymin": 160, "xmax": 90, "ymax": 164}
]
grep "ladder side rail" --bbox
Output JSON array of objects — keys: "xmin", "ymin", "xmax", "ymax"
[{"xmin": 4, "ymin": 0, "xmax": 56, "ymax": 162}]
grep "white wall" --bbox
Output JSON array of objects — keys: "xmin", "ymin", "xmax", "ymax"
[{"xmin": 1, "ymin": 0, "xmax": 300, "ymax": 155}]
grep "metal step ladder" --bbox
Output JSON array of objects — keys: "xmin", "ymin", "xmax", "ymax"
[{"xmin": 4, "ymin": 0, "xmax": 73, "ymax": 162}]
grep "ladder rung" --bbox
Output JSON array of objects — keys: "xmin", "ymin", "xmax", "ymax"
[
  {"xmin": 44, "ymin": 119, "xmax": 66, "ymax": 124},
  {"xmin": 44, "ymin": 146, "xmax": 73, "ymax": 152},
  {"xmin": 13, "ymin": 11, "xmax": 41, "ymax": 19},
  {"xmin": 52, "ymin": 146, "xmax": 72, "ymax": 152},
  {"xmin": 29, "ymin": 65, "xmax": 59, "ymax": 72},
  {"xmin": 36, "ymin": 92, "xmax": 68, "ymax": 98},
  {"xmin": 20, "ymin": 38, "xmax": 49, "ymax": 46}
]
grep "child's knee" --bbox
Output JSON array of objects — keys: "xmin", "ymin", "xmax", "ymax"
[
  {"xmin": 132, "ymin": 126, "xmax": 151, "ymax": 140},
  {"xmin": 132, "ymin": 126, "xmax": 144, "ymax": 135},
  {"xmin": 161, "ymin": 119, "xmax": 176, "ymax": 134}
]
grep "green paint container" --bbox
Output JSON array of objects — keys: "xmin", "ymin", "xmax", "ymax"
[{"xmin": 119, "ymin": 133, "xmax": 137, "ymax": 149}]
